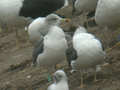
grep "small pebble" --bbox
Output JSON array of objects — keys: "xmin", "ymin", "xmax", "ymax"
[{"xmin": 27, "ymin": 75, "xmax": 32, "ymax": 79}]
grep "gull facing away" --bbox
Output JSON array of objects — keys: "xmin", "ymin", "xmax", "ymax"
[{"xmin": 71, "ymin": 26, "xmax": 106, "ymax": 88}]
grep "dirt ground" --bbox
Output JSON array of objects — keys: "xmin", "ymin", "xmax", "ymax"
[{"xmin": 0, "ymin": 2, "xmax": 120, "ymax": 90}]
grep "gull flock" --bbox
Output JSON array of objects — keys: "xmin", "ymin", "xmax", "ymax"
[{"xmin": 0, "ymin": 0, "xmax": 120, "ymax": 89}]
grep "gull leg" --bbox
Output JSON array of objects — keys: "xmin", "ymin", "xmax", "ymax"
[
  {"xmin": 80, "ymin": 71, "xmax": 85, "ymax": 88},
  {"xmin": 71, "ymin": 0, "xmax": 76, "ymax": 15},
  {"xmin": 24, "ymin": 26, "xmax": 32, "ymax": 45},
  {"xmin": 94, "ymin": 65, "xmax": 101, "ymax": 82},
  {"xmin": 15, "ymin": 29, "xmax": 21, "ymax": 49},
  {"xmin": 94, "ymin": 71, "xmax": 100, "ymax": 83},
  {"xmin": 0, "ymin": 27, "xmax": 2, "ymax": 33},
  {"xmin": 94, "ymin": 71, "xmax": 97, "ymax": 82}
]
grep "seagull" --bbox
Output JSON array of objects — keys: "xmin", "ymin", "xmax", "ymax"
[
  {"xmin": 72, "ymin": 0, "xmax": 98, "ymax": 15},
  {"xmin": 70, "ymin": 26, "xmax": 105, "ymax": 88},
  {"xmin": 95, "ymin": 0, "xmax": 120, "ymax": 51},
  {"xmin": 32, "ymin": 26, "xmax": 68, "ymax": 67},
  {"xmin": 32, "ymin": 14, "xmax": 68, "ymax": 80},
  {"xmin": 48, "ymin": 70, "xmax": 69, "ymax": 90},
  {"xmin": 20, "ymin": 0, "xmax": 69, "ymax": 18},
  {"xmin": 72, "ymin": 0, "xmax": 98, "ymax": 28},
  {"xmin": 95, "ymin": 0, "xmax": 120, "ymax": 28},
  {"xmin": 0, "ymin": 0, "xmax": 69, "ymax": 47},
  {"xmin": 0, "ymin": 0, "xmax": 69, "ymax": 20},
  {"xmin": 27, "ymin": 14, "xmax": 69, "ymax": 45}
]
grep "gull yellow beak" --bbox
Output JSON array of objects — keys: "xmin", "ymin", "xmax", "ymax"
[{"xmin": 61, "ymin": 18, "xmax": 71, "ymax": 23}]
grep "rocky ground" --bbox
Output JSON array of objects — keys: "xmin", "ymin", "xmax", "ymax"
[{"xmin": 0, "ymin": 2, "xmax": 120, "ymax": 90}]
